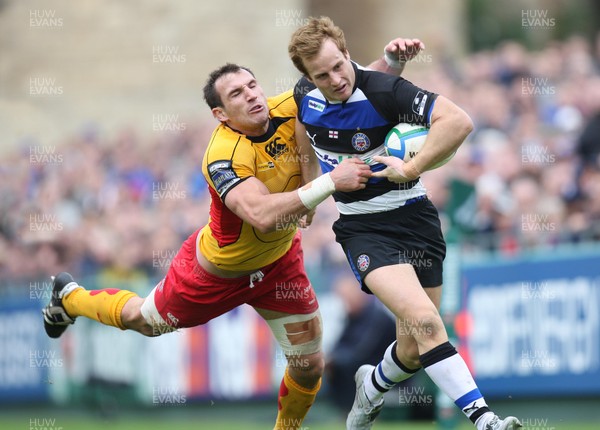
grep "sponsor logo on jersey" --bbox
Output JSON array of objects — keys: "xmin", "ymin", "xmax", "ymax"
[
  {"xmin": 212, "ymin": 170, "xmax": 238, "ymax": 192},
  {"xmin": 207, "ymin": 160, "xmax": 240, "ymax": 196},
  {"xmin": 412, "ymin": 91, "xmax": 428, "ymax": 116},
  {"xmin": 357, "ymin": 254, "xmax": 370, "ymax": 272},
  {"xmin": 308, "ymin": 99, "xmax": 325, "ymax": 112},
  {"xmin": 351, "ymin": 132, "xmax": 370, "ymax": 152},
  {"xmin": 265, "ymin": 137, "xmax": 289, "ymax": 159},
  {"xmin": 328, "ymin": 130, "xmax": 339, "ymax": 139},
  {"xmin": 208, "ymin": 160, "xmax": 232, "ymax": 174},
  {"xmin": 257, "ymin": 161, "xmax": 276, "ymax": 172}
]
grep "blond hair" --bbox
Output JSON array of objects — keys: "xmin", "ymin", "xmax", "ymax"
[{"xmin": 288, "ymin": 16, "xmax": 347, "ymax": 76}]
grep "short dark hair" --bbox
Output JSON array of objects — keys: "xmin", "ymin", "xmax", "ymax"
[{"xmin": 203, "ymin": 63, "xmax": 255, "ymax": 109}]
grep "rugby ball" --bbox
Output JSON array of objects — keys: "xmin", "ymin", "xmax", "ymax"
[{"xmin": 384, "ymin": 123, "xmax": 454, "ymax": 170}]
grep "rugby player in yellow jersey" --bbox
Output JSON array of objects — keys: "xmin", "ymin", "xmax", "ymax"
[{"xmin": 42, "ymin": 38, "xmax": 424, "ymax": 430}]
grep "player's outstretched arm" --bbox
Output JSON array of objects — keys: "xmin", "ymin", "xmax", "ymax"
[
  {"xmin": 367, "ymin": 38, "xmax": 425, "ymax": 75},
  {"xmin": 224, "ymin": 158, "xmax": 371, "ymax": 233}
]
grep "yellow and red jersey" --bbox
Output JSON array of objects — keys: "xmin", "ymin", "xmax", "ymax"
[{"xmin": 200, "ymin": 90, "xmax": 302, "ymax": 271}]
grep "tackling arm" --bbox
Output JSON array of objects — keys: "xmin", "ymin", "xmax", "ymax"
[
  {"xmin": 295, "ymin": 119, "xmax": 321, "ymax": 227},
  {"xmin": 224, "ymin": 158, "xmax": 371, "ymax": 234}
]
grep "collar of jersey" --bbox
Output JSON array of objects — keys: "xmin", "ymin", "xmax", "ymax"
[
  {"xmin": 226, "ymin": 117, "xmax": 292, "ymax": 144},
  {"xmin": 222, "ymin": 121, "xmax": 274, "ymax": 143}
]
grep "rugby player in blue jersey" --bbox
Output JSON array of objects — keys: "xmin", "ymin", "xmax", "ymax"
[{"xmin": 289, "ymin": 16, "xmax": 522, "ymax": 430}]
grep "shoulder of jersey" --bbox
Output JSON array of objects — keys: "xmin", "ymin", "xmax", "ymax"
[
  {"xmin": 268, "ymin": 89, "xmax": 296, "ymax": 117},
  {"xmin": 206, "ymin": 124, "xmax": 248, "ymax": 158},
  {"xmin": 360, "ymin": 67, "xmax": 400, "ymax": 91}
]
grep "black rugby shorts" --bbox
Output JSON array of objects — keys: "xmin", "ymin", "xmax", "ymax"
[{"xmin": 333, "ymin": 197, "xmax": 446, "ymax": 293}]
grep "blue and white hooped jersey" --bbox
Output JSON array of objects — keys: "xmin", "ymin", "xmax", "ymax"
[{"xmin": 294, "ymin": 63, "xmax": 438, "ymax": 215}]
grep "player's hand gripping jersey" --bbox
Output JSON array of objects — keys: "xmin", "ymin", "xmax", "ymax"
[{"xmin": 200, "ymin": 90, "xmax": 302, "ymax": 271}]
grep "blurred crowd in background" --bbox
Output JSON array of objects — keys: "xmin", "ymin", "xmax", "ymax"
[{"xmin": 1, "ymin": 35, "xmax": 600, "ymax": 290}]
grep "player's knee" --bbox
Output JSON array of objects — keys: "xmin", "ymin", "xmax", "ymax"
[
  {"xmin": 287, "ymin": 351, "xmax": 324, "ymax": 386},
  {"xmin": 120, "ymin": 298, "xmax": 156, "ymax": 336},
  {"xmin": 411, "ymin": 308, "xmax": 445, "ymax": 341},
  {"xmin": 266, "ymin": 310, "xmax": 324, "ymax": 384},
  {"xmin": 136, "ymin": 324, "xmax": 158, "ymax": 337},
  {"xmin": 121, "ymin": 297, "xmax": 144, "ymax": 328},
  {"xmin": 136, "ymin": 287, "xmax": 178, "ymax": 337},
  {"xmin": 122, "ymin": 295, "xmax": 177, "ymax": 337},
  {"xmin": 267, "ymin": 310, "xmax": 323, "ymax": 355},
  {"xmin": 297, "ymin": 351, "xmax": 324, "ymax": 375}
]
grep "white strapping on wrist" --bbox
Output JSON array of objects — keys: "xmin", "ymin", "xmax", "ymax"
[
  {"xmin": 384, "ymin": 49, "xmax": 404, "ymax": 69},
  {"xmin": 297, "ymin": 173, "xmax": 336, "ymax": 210}
]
